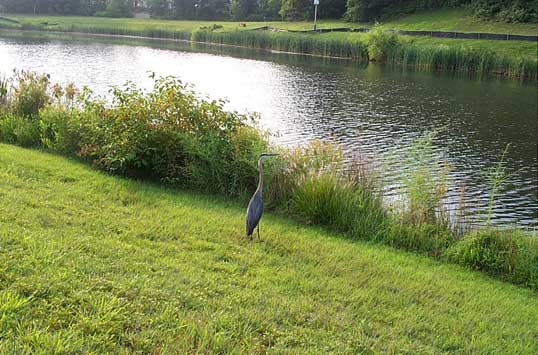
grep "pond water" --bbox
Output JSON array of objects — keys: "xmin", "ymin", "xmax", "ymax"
[{"xmin": 1, "ymin": 30, "xmax": 536, "ymax": 228}]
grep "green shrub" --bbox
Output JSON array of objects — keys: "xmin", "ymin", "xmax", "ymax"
[
  {"xmin": 65, "ymin": 77, "xmax": 269, "ymax": 195},
  {"xmin": 445, "ymin": 229, "xmax": 538, "ymax": 289},
  {"xmin": 10, "ymin": 71, "xmax": 51, "ymax": 118},
  {"xmin": 0, "ymin": 112, "xmax": 40, "ymax": 147},
  {"xmin": 39, "ymin": 106, "xmax": 82, "ymax": 154},
  {"xmin": 472, "ymin": 0, "xmax": 537, "ymax": 23},
  {"xmin": 367, "ymin": 27, "xmax": 400, "ymax": 62}
]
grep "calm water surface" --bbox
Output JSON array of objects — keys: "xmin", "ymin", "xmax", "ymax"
[{"xmin": 1, "ymin": 31, "xmax": 536, "ymax": 228}]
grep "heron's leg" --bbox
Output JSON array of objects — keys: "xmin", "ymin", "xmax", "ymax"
[{"xmin": 257, "ymin": 224, "xmax": 260, "ymax": 240}]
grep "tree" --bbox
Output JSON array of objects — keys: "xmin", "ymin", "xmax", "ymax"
[
  {"xmin": 103, "ymin": 0, "xmax": 134, "ymax": 17},
  {"xmin": 279, "ymin": 0, "xmax": 311, "ymax": 20},
  {"xmin": 319, "ymin": 0, "xmax": 346, "ymax": 19},
  {"xmin": 230, "ymin": 0, "xmax": 257, "ymax": 20},
  {"xmin": 257, "ymin": 0, "xmax": 281, "ymax": 20}
]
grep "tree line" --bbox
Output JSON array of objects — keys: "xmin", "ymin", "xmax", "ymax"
[{"xmin": 0, "ymin": 0, "xmax": 535, "ymax": 23}]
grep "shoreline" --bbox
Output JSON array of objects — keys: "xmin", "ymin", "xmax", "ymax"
[
  {"xmin": 0, "ymin": 28, "xmax": 356, "ymax": 61},
  {"xmin": 1, "ymin": 21, "xmax": 536, "ymax": 81}
]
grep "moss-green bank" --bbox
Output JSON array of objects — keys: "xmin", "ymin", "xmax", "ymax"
[{"xmin": 1, "ymin": 143, "xmax": 537, "ymax": 353}]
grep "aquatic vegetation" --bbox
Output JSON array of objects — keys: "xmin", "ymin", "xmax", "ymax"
[
  {"xmin": 191, "ymin": 30, "xmax": 369, "ymax": 59},
  {"xmin": 387, "ymin": 40, "xmax": 538, "ymax": 80},
  {"xmin": 484, "ymin": 144, "xmax": 512, "ymax": 227}
]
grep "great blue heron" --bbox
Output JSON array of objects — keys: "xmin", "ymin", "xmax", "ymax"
[{"xmin": 246, "ymin": 153, "xmax": 278, "ymax": 240}]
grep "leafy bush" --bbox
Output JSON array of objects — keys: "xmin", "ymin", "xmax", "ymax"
[
  {"xmin": 366, "ymin": 27, "xmax": 400, "ymax": 62},
  {"xmin": 0, "ymin": 112, "xmax": 40, "ymax": 147},
  {"xmin": 39, "ymin": 106, "xmax": 82, "ymax": 154},
  {"xmin": 472, "ymin": 0, "xmax": 537, "ymax": 23},
  {"xmin": 95, "ymin": 0, "xmax": 133, "ymax": 18},
  {"xmin": 58, "ymin": 77, "xmax": 269, "ymax": 196},
  {"xmin": 10, "ymin": 71, "xmax": 51, "ymax": 118},
  {"xmin": 445, "ymin": 229, "xmax": 538, "ymax": 289}
]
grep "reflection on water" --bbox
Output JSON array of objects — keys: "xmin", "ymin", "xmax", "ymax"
[{"xmin": 0, "ymin": 31, "xmax": 536, "ymax": 228}]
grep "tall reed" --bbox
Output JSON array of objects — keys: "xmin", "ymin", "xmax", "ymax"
[
  {"xmin": 191, "ymin": 30, "xmax": 369, "ymax": 59},
  {"xmin": 387, "ymin": 42, "xmax": 537, "ymax": 80}
]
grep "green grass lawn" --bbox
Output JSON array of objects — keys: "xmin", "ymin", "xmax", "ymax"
[
  {"xmin": 5, "ymin": 8, "xmax": 538, "ymax": 35},
  {"xmin": 2, "ymin": 14, "xmax": 351, "ymax": 32},
  {"xmin": 1, "ymin": 143, "xmax": 537, "ymax": 353},
  {"xmin": 377, "ymin": 9, "xmax": 538, "ymax": 35}
]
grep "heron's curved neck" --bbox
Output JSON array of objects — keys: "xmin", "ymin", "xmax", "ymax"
[{"xmin": 257, "ymin": 159, "xmax": 264, "ymax": 193}]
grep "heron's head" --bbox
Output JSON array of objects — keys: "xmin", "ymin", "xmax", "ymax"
[{"xmin": 258, "ymin": 153, "xmax": 278, "ymax": 161}]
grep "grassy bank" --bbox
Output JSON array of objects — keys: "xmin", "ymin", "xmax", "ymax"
[
  {"xmin": 376, "ymin": 9, "xmax": 538, "ymax": 35},
  {"xmin": 0, "ymin": 13, "xmax": 536, "ymax": 80},
  {"xmin": 1, "ymin": 143, "xmax": 538, "ymax": 353},
  {"xmin": 1, "ymin": 72, "xmax": 537, "ymax": 292},
  {"xmin": 4, "ymin": 8, "xmax": 538, "ymax": 35}
]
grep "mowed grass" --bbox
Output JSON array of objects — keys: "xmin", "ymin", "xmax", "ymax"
[
  {"xmin": 3, "ymin": 14, "xmax": 353, "ymax": 32},
  {"xmin": 6, "ymin": 9, "xmax": 538, "ymax": 35},
  {"xmin": 376, "ymin": 8, "xmax": 538, "ymax": 35},
  {"xmin": 1, "ymin": 143, "xmax": 538, "ymax": 354}
]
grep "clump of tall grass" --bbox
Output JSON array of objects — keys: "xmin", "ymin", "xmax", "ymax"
[
  {"xmin": 268, "ymin": 141, "xmax": 387, "ymax": 238},
  {"xmin": 387, "ymin": 41, "xmax": 538, "ymax": 80},
  {"xmin": 191, "ymin": 30, "xmax": 369, "ymax": 59},
  {"xmin": 0, "ymin": 75, "xmax": 8, "ymax": 106},
  {"xmin": 384, "ymin": 131, "xmax": 456, "ymax": 255},
  {"xmin": 483, "ymin": 144, "xmax": 512, "ymax": 227},
  {"xmin": 398, "ymin": 131, "xmax": 450, "ymax": 226},
  {"xmin": 445, "ymin": 229, "xmax": 538, "ymax": 289}
]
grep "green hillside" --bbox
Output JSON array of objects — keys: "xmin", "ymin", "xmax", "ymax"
[{"xmin": 1, "ymin": 143, "xmax": 537, "ymax": 353}]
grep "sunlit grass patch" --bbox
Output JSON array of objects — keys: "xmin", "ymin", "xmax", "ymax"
[{"xmin": 0, "ymin": 143, "xmax": 537, "ymax": 353}]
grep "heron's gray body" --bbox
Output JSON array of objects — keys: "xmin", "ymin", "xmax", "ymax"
[
  {"xmin": 245, "ymin": 153, "xmax": 277, "ymax": 240},
  {"xmin": 246, "ymin": 189, "xmax": 263, "ymax": 237}
]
